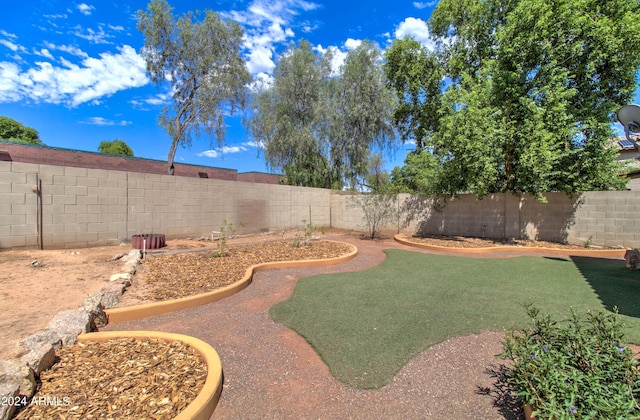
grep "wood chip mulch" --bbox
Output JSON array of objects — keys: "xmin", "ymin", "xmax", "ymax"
[
  {"xmin": 397, "ymin": 233, "xmax": 606, "ymax": 249},
  {"xmin": 139, "ymin": 239, "xmax": 355, "ymax": 302},
  {"xmin": 13, "ymin": 338, "xmax": 206, "ymax": 420},
  {"xmin": 10, "ymin": 239, "xmax": 354, "ymax": 420}
]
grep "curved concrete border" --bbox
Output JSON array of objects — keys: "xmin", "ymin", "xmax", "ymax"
[
  {"xmin": 77, "ymin": 330, "xmax": 222, "ymax": 420},
  {"xmin": 394, "ymin": 235, "xmax": 628, "ymax": 258},
  {"xmin": 106, "ymin": 240, "xmax": 358, "ymax": 323}
]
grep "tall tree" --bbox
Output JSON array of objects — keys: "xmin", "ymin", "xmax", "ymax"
[
  {"xmin": 0, "ymin": 116, "xmax": 41, "ymax": 144},
  {"xmin": 98, "ymin": 139, "xmax": 134, "ymax": 157},
  {"xmin": 251, "ymin": 40, "xmax": 396, "ymax": 189},
  {"xmin": 387, "ymin": 0, "xmax": 640, "ymax": 197},
  {"xmin": 137, "ymin": 0, "xmax": 250, "ymax": 174}
]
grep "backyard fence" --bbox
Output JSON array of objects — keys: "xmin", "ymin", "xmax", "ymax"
[{"xmin": 2, "ymin": 160, "xmax": 640, "ymax": 249}]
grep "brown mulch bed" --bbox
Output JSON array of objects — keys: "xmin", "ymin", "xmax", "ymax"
[
  {"xmin": 130, "ymin": 239, "xmax": 354, "ymax": 303},
  {"xmin": 13, "ymin": 338, "xmax": 206, "ymax": 420},
  {"xmin": 14, "ymin": 239, "xmax": 354, "ymax": 420},
  {"xmin": 397, "ymin": 232, "xmax": 600, "ymax": 249}
]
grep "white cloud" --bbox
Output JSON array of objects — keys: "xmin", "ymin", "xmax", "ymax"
[
  {"xmin": 0, "ymin": 39, "xmax": 25, "ymax": 53},
  {"xmin": 72, "ymin": 25, "xmax": 113, "ymax": 44},
  {"xmin": 77, "ymin": 3, "xmax": 95, "ymax": 16},
  {"xmin": 0, "ymin": 30, "xmax": 17, "ymax": 39},
  {"xmin": 0, "ymin": 62, "xmax": 23, "ymax": 102},
  {"xmin": 344, "ymin": 38, "xmax": 362, "ymax": 50},
  {"xmin": 130, "ymin": 92, "xmax": 171, "ymax": 108},
  {"xmin": 0, "ymin": 45, "xmax": 149, "ymax": 106},
  {"xmin": 198, "ymin": 150, "xmax": 219, "ymax": 158},
  {"xmin": 43, "ymin": 42, "xmax": 89, "ymax": 58},
  {"xmin": 198, "ymin": 145, "xmax": 249, "ymax": 158},
  {"xmin": 81, "ymin": 117, "xmax": 132, "ymax": 126},
  {"xmin": 224, "ymin": 0, "xmax": 320, "ymax": 75},
  {"xmin": 34, "ymin": 49, "xmax": 54, "ymax": 60},
  {"xmin": 413, "ymin": 1, "xmax": 437, "ymax": 9},
  {"xmin": 394, "ymin": 17, "xmax": 435, "ymax": 50}
]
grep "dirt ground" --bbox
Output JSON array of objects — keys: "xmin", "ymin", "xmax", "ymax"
[
  {"xmin": 0, "ymin": 245, "xmax": 127, "ymax": 360},
  {"xmin": 0, "ymin": 229, "xmax": 328, "ymax": 361}
]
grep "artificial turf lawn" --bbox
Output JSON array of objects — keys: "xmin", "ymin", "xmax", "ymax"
[{"xmin": 270, "ymin": 249, "xmax": 640, "ymax": 389}]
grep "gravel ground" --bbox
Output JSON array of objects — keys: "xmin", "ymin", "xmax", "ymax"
[{"xmin": 103, "ymin": 232, "xmax": 531, "ymax": 420}]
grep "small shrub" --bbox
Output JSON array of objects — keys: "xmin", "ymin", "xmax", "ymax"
[
  {"xmin": 212, "ymin": 220, "xmax": 244, "ymax": 257},
  {"xmin": 499, "ymin": 304, "xmax": 640, "ymax": 419},
  {"xmin": 347, "ymin": 193, "xmax": 398, "ymax": 239},
  {"xmin": 291, "ymin": 219, "xmax": 316, "ymax": 248}
]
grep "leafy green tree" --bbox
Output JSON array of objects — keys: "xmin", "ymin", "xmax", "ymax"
[
  {"xmin": 251, "ymin": 40, "xmax": 396, "ymax": 189},
  {"xmin": 384, "ymin": 37, "xmax": 443, "ymax": 152},
  {"xmin": 387, "ymin": 0, "xmax": 640, "ymax": 197},
  {"xmin": 326, "ymin": 41, "xmax": 397, "ymax": 189},
  {"xmin": 0, "ymin": 116, "xmax": 41, "ymax": 144},
  {"xmin": 251, "ymin": 40, "xmax": 334, "ymax": 188},
  {"xmin": 137, "ymin": 0, "xmax": 250, "ymax": 174},
  {"xmin": 98, "ymin": 139, "xmax": 134, "ymax": 157}
]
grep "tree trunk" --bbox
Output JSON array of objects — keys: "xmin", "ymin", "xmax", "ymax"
[{"xmin": 167, "ymin": 138, "xmax": 179, "ymax": 175}]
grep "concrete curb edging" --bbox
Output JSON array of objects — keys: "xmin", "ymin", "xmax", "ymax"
[
  {"xmin": 78, "ymin": 331, "xmax": 222, "ymax": 420},
  {"xmin": 394, "ymin": 235, "xmax": 628, "ymax": 258},
  {"xmin": 105, "ymin": 240, "xmax": 358, "ymax": 323}
]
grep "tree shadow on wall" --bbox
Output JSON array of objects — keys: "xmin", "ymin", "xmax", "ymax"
[{"xmin": 571, "ymin": 256, "xmax": 640, "ymax": 318}]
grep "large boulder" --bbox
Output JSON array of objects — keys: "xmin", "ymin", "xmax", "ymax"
[
  {"xmin": 46, "ymin": 309, "xmax": 93, "ymax": 346},
  {"xmin": 0, "ymin": 359, "xmax": 35, "ymax": 400},
  {"xmin": 12, "ymin": 330, "xmax": 60, "ymax": 375}
]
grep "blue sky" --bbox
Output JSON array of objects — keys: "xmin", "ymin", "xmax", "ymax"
[
  {"xmin": 0, "ymin": 0, "xmax": 440, "ymax": 174},
  {"xmin": 2, "ymin": 1, "xmax": 637, "ymax": 176}
]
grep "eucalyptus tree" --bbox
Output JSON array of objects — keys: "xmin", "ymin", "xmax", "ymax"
[
  {"xmin": 387, "ymin": 0, "xmax": 640, "ymax": 197},
  {"xmin": 137, "ymin": 0, "xmax": 250, "ymax": 174},
  {"xmin": 251, "ymin": 40, "xmax": 396, "ymax": 189}
]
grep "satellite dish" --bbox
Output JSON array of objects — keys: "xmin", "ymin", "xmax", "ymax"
[{"xmin": 617, "ymin": 104, "xmax": 640, "ymax": 141}]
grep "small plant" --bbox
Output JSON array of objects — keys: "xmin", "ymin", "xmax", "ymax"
[
  {"xmin": 212, "ymin": 220, "xmax": 244, "ymax": 257},
  {"xmin": 499, "ymin": 304, "xmax": 640, "ymax": 419},
  {"xmin": 347, "ymin": 193, "xmax": 398, "ymax": 239},
  {"xmin": 291, "ymin": 219, "xmax": 316, "ymax": 248},
  {"xmin": 584, "ymin": 235, "xmax": 593, "ymax": 248}
]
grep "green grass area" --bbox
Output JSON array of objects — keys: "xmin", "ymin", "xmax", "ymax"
[{"xmin": 270, "ymin": 249, "xmax": 640, "ymax": 389}]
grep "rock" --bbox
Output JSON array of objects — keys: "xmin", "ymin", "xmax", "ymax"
[
  {"xmin": 122, "ymin": 260, "xmax": 138, "ymax": 275},
  {"xmin": 13, "ymin": 330, "xmax": 60, "ymax": 375},
  {"xmin": 47, "ymin": 309, "xmax": 92, "ymax": 346},
  {"xmin": 127, "ymin": 249, "xmax": 142, "ymax": 261},
  {"xmin": 0, "ymin": 359, "xmax": 36, "ymax": 399},
  {"xmin": 82, "ymin": 294, "xmax": 108, "ymax": 329},
  {"xmin": 98, "ymin": 284, "xmax": 126, "ymax": 308},
  {"xmin": 0, "ymin": 381, "xmax": 20, "ymax": 420},
  {"xmin": 625, "ymin": 249, "xmax": 640, "ymax": 270},
  {"xmin": 109, "ymin": 273, "xmax": 132, "ymax": 284}
]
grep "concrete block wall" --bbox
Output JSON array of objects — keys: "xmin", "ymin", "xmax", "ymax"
[
  {"xmin": 330, "ymin": 191, "xmax": 640, "ymax": 248},
  {"xmin": 4, "ymin": 159, "xmax": 640, "ymax": 249},
  {"xmin": 0, "ymin": 161, "xmax": 332, "ymax": 249}
]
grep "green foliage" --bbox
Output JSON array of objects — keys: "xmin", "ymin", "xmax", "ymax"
[
  {"xmin": 291, "ymin": 219, "xmax": 316, "ymax": 248},
  {"xmin": 347, "ymin": 193, "xmax": 398, "ymax": 239},
  {"xmin": 251, "ymin": 40, "xmax": 396, "ymax": 189},
  {"xmin": 98, "ymin": 139, "xmax": 134, "ymax": 157},
  {"xmin": 385, "ymin": 0, "xmax": 640, "ymax": 197},
  {"xmin": 211, "ymin": 219, "xmax": 243, "ymax": 257},
  {"xmin": 500, "ymin": 305, "xmax": 640, "ymax": 419},
  {"xmin": 0, "ymin": 116, "xmax": 41, "ymax": 144},
  {"xmin": 137, "ymin": 0, "xmax": 250, "ymax": 174}
]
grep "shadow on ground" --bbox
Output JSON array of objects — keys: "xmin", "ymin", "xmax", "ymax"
[{"xmin": 571, "ymin": 256, "xmax": 640, "ymax": 318}]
